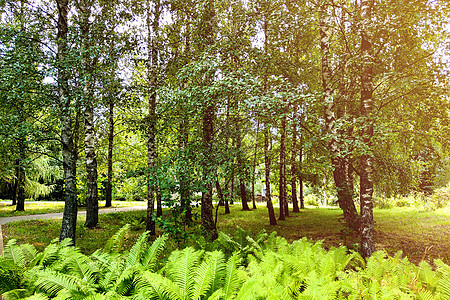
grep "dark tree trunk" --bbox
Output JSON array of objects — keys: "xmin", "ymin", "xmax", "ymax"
[
  {"xmin": 360, "ymin": 0, "xmax": 375, "ymax": 259},
  {"xmin": 223, "ymin": 98, "xmax": 231, "ymax": 214},
  {"xmin": 215, "ymin": 179, "xmax": 225, "ymax": 207},
  {"xmin": 230, "ymin": 172, "xmax": 234, "ymax": 205},
  {"xmin": 278, "ymin": 115, "xmax": 288, "ymax": 220},
  {"xmin": 156, "ymin": 181, "xmax": 162, "ymax": 217},
  {"xmin": 201, "ymin": 103, "xmax": 217, "ymax": 239},
  {"xmin": 299, "ymin": 134, "xmax": 305, "ymax": 209},
  {"xmin": 105, "ymin": 98, "xmax": 114, "ymax": 208},
  {"xmin": 264, "ymin": 125, "xmax": 277, "ymax": 225},
  {"xmin": 58, "ymin": 0, "xmax": 78, "ymax": 244},
  {"xmin": 179, "ymin": 118, "xmax": 192, "ymax": 222},
  {"xmin": 291, "ymin": 111, "xmax": 300, "ymax": 213},
  {"xmin": 320, "ymin": 4, "xmax": 359, "ymax": 231},
  {"xmin": 236, "ymin": 117, "xmax": 250, "ymax": 211},
  {"xmin": 145, "ymin": 0, "xmax": 160, "ymax": 236},
  {"xmin": 251, "ymin": 120, "xmax": 259, "ymax": 209},
  {"xmin": 12, "ymin": 161, "xmax": 18, "ymax": 206},
  {"xmin": 15, "ymin": 141, "xmax": 26, "ymax": 212},
  {"xmin": 199, "ymin": 0, "xmax": 217, "ymax": 240}
]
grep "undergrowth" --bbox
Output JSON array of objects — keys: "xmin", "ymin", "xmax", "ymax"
[{"xmin": 1, "ymin": 226, "xmax": 449, "ymax": 299}]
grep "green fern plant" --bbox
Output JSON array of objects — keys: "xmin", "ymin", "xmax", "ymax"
[{"xmin": 2, "ymin": 226, "xmax": 450, "ymax": 300}]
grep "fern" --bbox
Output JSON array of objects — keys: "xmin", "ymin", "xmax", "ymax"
[
  {"xmin": 234, "ymin": 278, "xmax": 258, "ymax": 300},
  {"xmin": 136, "ymin": 271, "xmax": 186, "ymax": 300},
  {"xmin": 59, "ymin": 247, "xmax": 98, "ymax": 284},
  {"xmin": 166, "ymin": 247, "xmax": 202, "ymax": 296},
  {"xmin": 436, "ymin": 275, "xmax": 450, "ymax": 299},
  {"xmin": 222, "ymin": 253, "xmax": 245, "ymax": 299},
  {"xmin": 0, "ymin": 258, "xmax": 23, "ymax": 293},
  {"xmin": 4, "ymin": 240, "xmax": 29, "ymax": 268},
  {"xmin": 113, "ymin": 266, "xmax": 135, "ymax": 296},
  {"xmin": 2, "ymin": 288, "xmax": 31, "ymax": 299},
  {"xmin": 33, "ymin": 268, "xmax": 95, "ymax": 298},
  {"xmin": 191, "ymin": 250, "xmax": 225, "ymax": 299},
  {"xmin": 125, "ymin": 230, "xmax": 150, "ymax": 269},
  {"xmin": 140, "ymin": 234, "xmax": 168, "ymax": 271},
  {"xmin": 103, "ymin": 224, "xmax": 130, "ymax": 253},
  {"xmin": 33, "ymin": 243, "xmax": 60, "ymax": 267}
]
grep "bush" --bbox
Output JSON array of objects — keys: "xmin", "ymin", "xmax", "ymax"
[
  {"xmin": 427, "ymin": 187, "xmax": 450, "ymax": 210},
  {"xmin": 304, "ymin": 194, "xmax": 319, "ymax": 207},
  {"xmin": 373, "ymin": 196, "xmax": 393, "ymax": 209}
]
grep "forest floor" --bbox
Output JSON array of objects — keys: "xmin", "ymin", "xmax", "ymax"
[{"xmin": 1, "ymin": 203, "xmax": 449, "ymax": 266}]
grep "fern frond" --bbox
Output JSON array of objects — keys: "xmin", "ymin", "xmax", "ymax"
[
  {"xmin": 206, "ymin": 289, "xmax": 224, "ymax": 300},
  {"xmin": 2, "ymin": 288, "xmax": 31, "ymax": 299},
  {"xmin": 59, "ymin": 238, "xmax": 73, "ymax": 248},
  {"xmin": 223, "ymin": 253, "xmax": 245, "ymax": 299},
  {"xmin": 4, "ymin": 240, "xmax": 28, "ymax": 268},
  {"xmin": 234, "ymin": 279, "xmax": 258, "ymax": 300},
  {"xmin": 22, "ymin": 293, "xmax": 50, "ymax": 300},
  {"xmin": 191, "ymin": 251, "xmax": 225, "ymax": 300},
  {"xmin": 113, "ymin": 266, "xmax": 135, "ymax": 296},
  {"xmin": 0, "ymin": 258, "xmax": 23, "ymax": 293},
  {"xmin": 166, "ymin": 247, "xmax": 202, "ymax": 296},
  {"xmin": 205, "ymin": 251, "xmax": 226, "ymax": 295},
  {"xmin": 437, "ymin": 275, "xmax": 450, "ymax": 299},
  {"xmin": 319, "ymin": 252, "xmax": 336, "ymax": 277},
  {"xmin": 136, "ymin": 271, "xmax": 186, "ymax": 300},
  {"xmin": 97, "ymin": 260, "xmax": 125, "ymax": 291},
  {"xmin": 34, "ymin": 269, "xmax": 95, "ymax": 298},
  {"xmin": 104, "ymin": 224, "xmax": 130, "ymax": 253},
  {"xmin": 418, "ymin": 289, "xmax": 436, "ymax": 300},
  {"xmin": 58, "ymin": 247, "xmax": 98, "ymax": 283},
  {"xmin": 34, "ymin": 243, "xmax": 60, "ymax": 267},
  {"xmin": 140, "ymin": 234, "xmax": 168, "ymax": 271},
  {"xmin": 125, "ymin": 231, "xmax": 150, "ymax": 268}
]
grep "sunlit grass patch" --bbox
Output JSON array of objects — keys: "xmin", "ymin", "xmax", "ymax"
[
  {"xmin": 3, "ymin": 210, "xmax": 148, "ymax": 254},
  {"xmin": 0, "ymin": 200, "xmax": 145, "ymax": 217},
  {"xmin": 0, "ymin": 202, "xmax": 66, "ymax": 217}
]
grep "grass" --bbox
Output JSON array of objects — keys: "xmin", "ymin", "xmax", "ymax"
[
  {"xmin": 2, "ymin": 203, "xmax": 449, "ymax": 265},
  {"xmin": 0, "ymin": 200, "xmax": 145, "ymax": 217}
]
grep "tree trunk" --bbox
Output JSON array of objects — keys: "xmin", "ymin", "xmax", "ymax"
[
  {"xmin": 264, "ymin": 125, "xmax": 277, "ymax": 225},
  {"xmin": 299, "ymin": 133, "xmax": 305, "ymax": 209},
  {"xmin": 15, "ymin": 141, "xmax": 26, "ymax": 212},
  {"xmin": 278, "ymin": 115, "xmax": 288, "ymax": 220},
  {"xmin": 291, "ymin": 111, "xmax": 300, "ymax": 213},
  {"xmin": 320, "ymin": 4, "xmax": 359, "ymax": 231},
  {"xmin": 79, "ymin": 0, "xmax": 98, "ymax": 228},
  {"xmin": 199, "ymin": 0, "xmax": 217, "ymax": 240},
  {"xmin": 230, "ymin": 170, "xmax": 235, "ymax": 205},
  {"xmin": 236, "ymin": 114, "xmax": 250, "ymax": 211},
  {"xmin": 251, "ymin": 120, "xmax": 259, "ymax": 209},
  {"xmin": 145, "ymin": 0, "xmax": 160, "ymax": 236},
  {"xmin": 215, "ymin": 179, "xmax": 225, "ymax": 207},
  {"xmin": 156, "ymin": 180, "xmax": 162, "ymax": 217},
  {"xmin": 201, "ymin": 103, "xmax": 217, "ymax": 239},
  {"xmin": 360, "ymin": 0, "xmax": 375, "ymax": 259},
  {"xmin": 12, "ymin": 161, "xmax": 18, "ymax": 206},
  {"xmin": 179, "ymin": 117, "xmax": 192, "ymax": 222},
  {"xmin": 58, "ymin": 0, "xmax": 78, "ymax": 244},
  {"xmin": 105, "ymin": 98, "xmax": 114, "ymax": 208}
]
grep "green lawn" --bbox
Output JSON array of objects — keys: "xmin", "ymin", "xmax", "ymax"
[
  {"xmin": 2, "ymin": 204, "xmax": 449, "ymax": 265},
  {"xmin": 0, "ymin": 200, "xmax": 145, "ymax": 217}
]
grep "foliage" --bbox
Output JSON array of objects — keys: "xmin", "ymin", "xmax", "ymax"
[
  {"xmin": 1, "ymin": 226, "xmax": 449, "ymax": 299},
  {"xmin": 374, "ymin": 189, "xmax": 450, "ymax": 211}
]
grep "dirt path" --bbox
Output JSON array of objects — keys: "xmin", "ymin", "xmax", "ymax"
[{"xmin": 0, "ymin": 206, "xmax": 146, "ymax": 255}]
